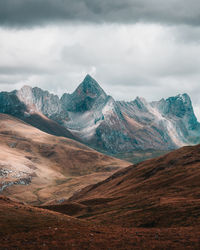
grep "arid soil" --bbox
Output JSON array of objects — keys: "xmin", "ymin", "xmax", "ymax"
[
  {"xmin": 1, "ymin": 196, "xmax": 200, "ymax": 249},
  {"xmin": 0, "ymin": 114, "xmax": 129, "ymax": 205},
  {"xmin": 65, "ymin": 145, "xmax": 200, "ymax": 228},
  {"xmin": 2, "ymin": 113, "xmax": 200, "ymax": 249}
]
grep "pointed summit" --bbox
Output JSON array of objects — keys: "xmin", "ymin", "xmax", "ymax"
[
  {"xmin": 17, "ymin": 85, "xmax": 33, "ymax": 105},
  {"xmin": 133, "ymin": 96, "xmax": 148, "ymax": 112},
  {"xmin": 84, "ymin": 74, "xmax": 95, "ymax": 82},
  {"xmin": 20, "ymin": 85, "xmax": 32, "ymax": 91},
  {"xmin": 61, "ymin": 75, "xmax": 107, "ymax": 112},
  {"xmin": 74, "ymin": 74, "xmax": 107, "ymax": 98}
]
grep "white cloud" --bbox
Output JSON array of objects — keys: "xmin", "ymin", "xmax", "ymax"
[{"xmin": 0, "ymin": 23, "xmax": 200, "ymax": 120}]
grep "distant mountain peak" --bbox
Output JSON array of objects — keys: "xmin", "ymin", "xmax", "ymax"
[
  {"xmin": 84, "ymin": 74, "xmax": 95, "ymax": 82},
  {"xmin": 18, "ymin": 85, "xmax": 33, "ymax": 96},
  {"xmin": 165, "ymin": 93, "xmax": 192, "ymax": 111},
  {"xmin": 74, "ymin": 75, "xmax": 107, "ymax": 98},
  {"xmin": 177, "ymin": 93, "xmax": 191, "ymax": 103},
  {"xmin": 133, "ymin": 96, "xmax": 148, "ymax": 111},
  {"xmin": 17, "ymin": 85, "xmax": 33, "ymax": 105},
  {"xmin": 61, "ymin": 75, "xmax": 107, "ymax": 112},
  {"xmin": 20, "ymin": 85, "xmax": 32, "ymax": 91},
  {"xmin": 167, "ymin": 93, "xmax": 190, "ymax": 101},
  {"xmin": 135, "ymin": 96, "xmax": 147, "ymax": 104}
]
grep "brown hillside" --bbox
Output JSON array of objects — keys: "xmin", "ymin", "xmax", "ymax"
[
  {"xmin": 1, "ymin": 196, "xmax": 200, "ymax": 249},
  {"xmin": 64, "ymin": 144, "xmax": 200, "ymax": 228},
  {"xmin": 22, "ymin": 112, "xmax": 78, "ymax": 140},
  {"xmin": 0, "ymin": 113, "xmax": 129, "ymax": 205}
]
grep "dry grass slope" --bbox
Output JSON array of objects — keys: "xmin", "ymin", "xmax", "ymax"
[
  {"xmin": 0, "ymin": 113, "xmax": 130, "ymax": 205},
  {"xmin": 1, "ymin": 196, "xmax": 200, "ymax": 249},
  {"xmin": 58, "ymin": 144, "xmax": 200, "ymax": 228}
]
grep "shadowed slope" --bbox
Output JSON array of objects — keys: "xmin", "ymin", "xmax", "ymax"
[{"xmin": 22, "ymin": 112, "xmax": 78, "ymax": 140}]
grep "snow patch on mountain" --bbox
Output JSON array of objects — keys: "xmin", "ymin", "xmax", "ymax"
[
  {"xmin": 64, "ymin": 97, "xmax": 115, "ymax": 140},
  {"xmin": 147, "ymin": 104, "xmax": 184, "ymax": 146},
  {"xmin": 0, "ymin": 75, "xmax": 199, "ymax": 153}
]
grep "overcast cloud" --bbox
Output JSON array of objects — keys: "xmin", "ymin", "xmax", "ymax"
[
  {"xmin": 0, "ymin": 1, "xmax": 200, "ymax": 119},
  {"xmin": 0, "ymin": 0, "xmax": 200, "ymax": 27}
]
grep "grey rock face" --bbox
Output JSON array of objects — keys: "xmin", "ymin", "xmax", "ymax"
[
  {"xmin": 0, "ymin": 75, "xmax": 199, "ymax": 153},
  {"xmin": 60, "ymin": 77, "xmax": 200, "ymax": 152},
  {"xmin": 0, "ymin": 86, "xmax": 73, "ymax": 140},
  {"xmin": 117, "ymin": 93, "xmax": 200, "ymax": 152},
  {"xmin": 155, "ymin": 94, "xmax": 198, "ymax": 130},
  {"xmin": 17, "ymin": 85, "xmax": 64, "ymax": 118},
  {"xmin": 61, "ymin": 74, "xmax": 107, "ymax": 112},
  {"xmin": 0, "ymin": 91, "xmax": 27, "ymax": 115}
]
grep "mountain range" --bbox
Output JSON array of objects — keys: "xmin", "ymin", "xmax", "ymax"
[
  {"xmin": 0, "ymin": 74, "xmax": 199, "ymax": 154},
  {"xmin": 1, "ymin": 75, "xmax": 200, "ymax": 249}
]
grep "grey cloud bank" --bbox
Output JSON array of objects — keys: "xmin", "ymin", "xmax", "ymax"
[
  {"xmin": 0, "ymin": 1, "xmax": 200, "ymax": 119},
  {"xmin": 1, "ymin": 0, "xmax": 200, "ymax": 27}
]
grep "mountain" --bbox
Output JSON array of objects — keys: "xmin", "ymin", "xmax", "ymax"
[
  {"xmin": 60, "ymin": 75, "xmax": 128, "ymax": 153},
  {"xmin": 0, "ymin": 75, "xmax": 199, "ymax": 154},
  {"xmin": 0, "ymin": 87, "xmax": 76, "ymax": 141},
  {"xmin": 0, "ymin": 114, "xmax": 129, "ymax": 205},
  {"xmin": 61, "ymin": 74, "xmax": 107, "ymax": 112},
  {"xmin": 117, "ymin": 93, "xmax": 200, "ymax": 151},
  {"xmin": 63, "ymin": 144, "xmax": 200, "ymax": 229},
  {"xmin": 60, "ymin": 75, "xmax": 200, "ymax": 153}
]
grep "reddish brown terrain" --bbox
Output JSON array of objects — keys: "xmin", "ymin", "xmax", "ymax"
[
  {"xmin": 0, "ymin": 113, "xmax": 129, "ymax": 205},
  {"xmin": 1, "ymin": 196, "xmax": 200, "ymax": 249},
  {"xmin": 1, "ymin": 113, "xmax": 200, "ymax": 249},
  {"xmin": 66, "ymin": 145, "xmax": 200, "ymax": 228}
]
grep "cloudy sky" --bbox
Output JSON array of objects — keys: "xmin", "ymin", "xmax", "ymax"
[{"xmin": 1, "ymin": 0, "xmax": 200, "ymax": 118}]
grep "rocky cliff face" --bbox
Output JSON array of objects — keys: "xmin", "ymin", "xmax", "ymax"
[
  {"xmin": 155, "ymin": 94, "xmax": 198, "ymax": 131},
  {"xmin": 0, "ymin": 91, "xmax": 27, "ymax": 116},
  {"xmin": 61, "ymin": 74, "xmax": 107, "ymax": 112},
  {"xmin": 0, "ymin": 86, "xmax": 73, "ymax": 140},
  {"xmin": 16, "ymin": 85, "xmax": 67, "ymax": 120},
  {"xmin": 0, "ymin": 75, "xmax": 199, "ymax": 153},
  {"xmin": 60, "ymin": 76, "xmax": 121, "ymax": 143}
]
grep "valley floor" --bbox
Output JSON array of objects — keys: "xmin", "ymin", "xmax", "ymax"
[{"xmin": 113, "ymin": 149, "xmax": 171, "ymax": 164}]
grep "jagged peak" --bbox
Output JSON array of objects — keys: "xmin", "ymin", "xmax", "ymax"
[
  {"xmin": 61, "ymin": 75, "xmax": 108, "ymax": 112},
  {"xmin": 166, "ymin": 93, "xmax": 191, "ymax": 104},
  {"xmin": 178, "ymin": 93, "xmax": 191, "ymax": 102},
  {"xmin": 81, "ymin": 74, "xmax": 99, "ymax": 88},
  {"xmin": 84, "ymin": 74, "xmax": 95, "ymax": 82},
  {"xmin": 17, "ymin": 85, "xmax": 33, "ymax": 99},
  {"xmin": 19, "ymin": 85, "xmax": 32, "ymax": 91},
  {"xmin": 132, "ymin": 96, "xmax": 149, "ymax": 111},
  {"xmin": 135, "ymin": 96, "xmax": 147, "ymax": 103},
  {"xmin": 175, "ymin": 93, "xmax": 190, "ymax": 99},
  {"xmin": 133, "ymin": 96, "xmax": 148, "ymax": 107},
  {"xmin": 73, "ymin": 74, "xmax": 107, "ymax": 98}
]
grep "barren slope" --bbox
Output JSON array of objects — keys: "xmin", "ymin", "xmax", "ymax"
[
  {"xmin": 21, "ymin": 112, "xmax": 78, "ymax": 140},
  {"xmin": 66, "ymin": 144, "xmax": 200, "ymax": 228},
  {"xmin": 1, "ymin": 196, "xmax": 200, "ymax": 249},
  {"xmin": 0, "ymin": 113, "xmax": 129, "ymax": 205}
]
